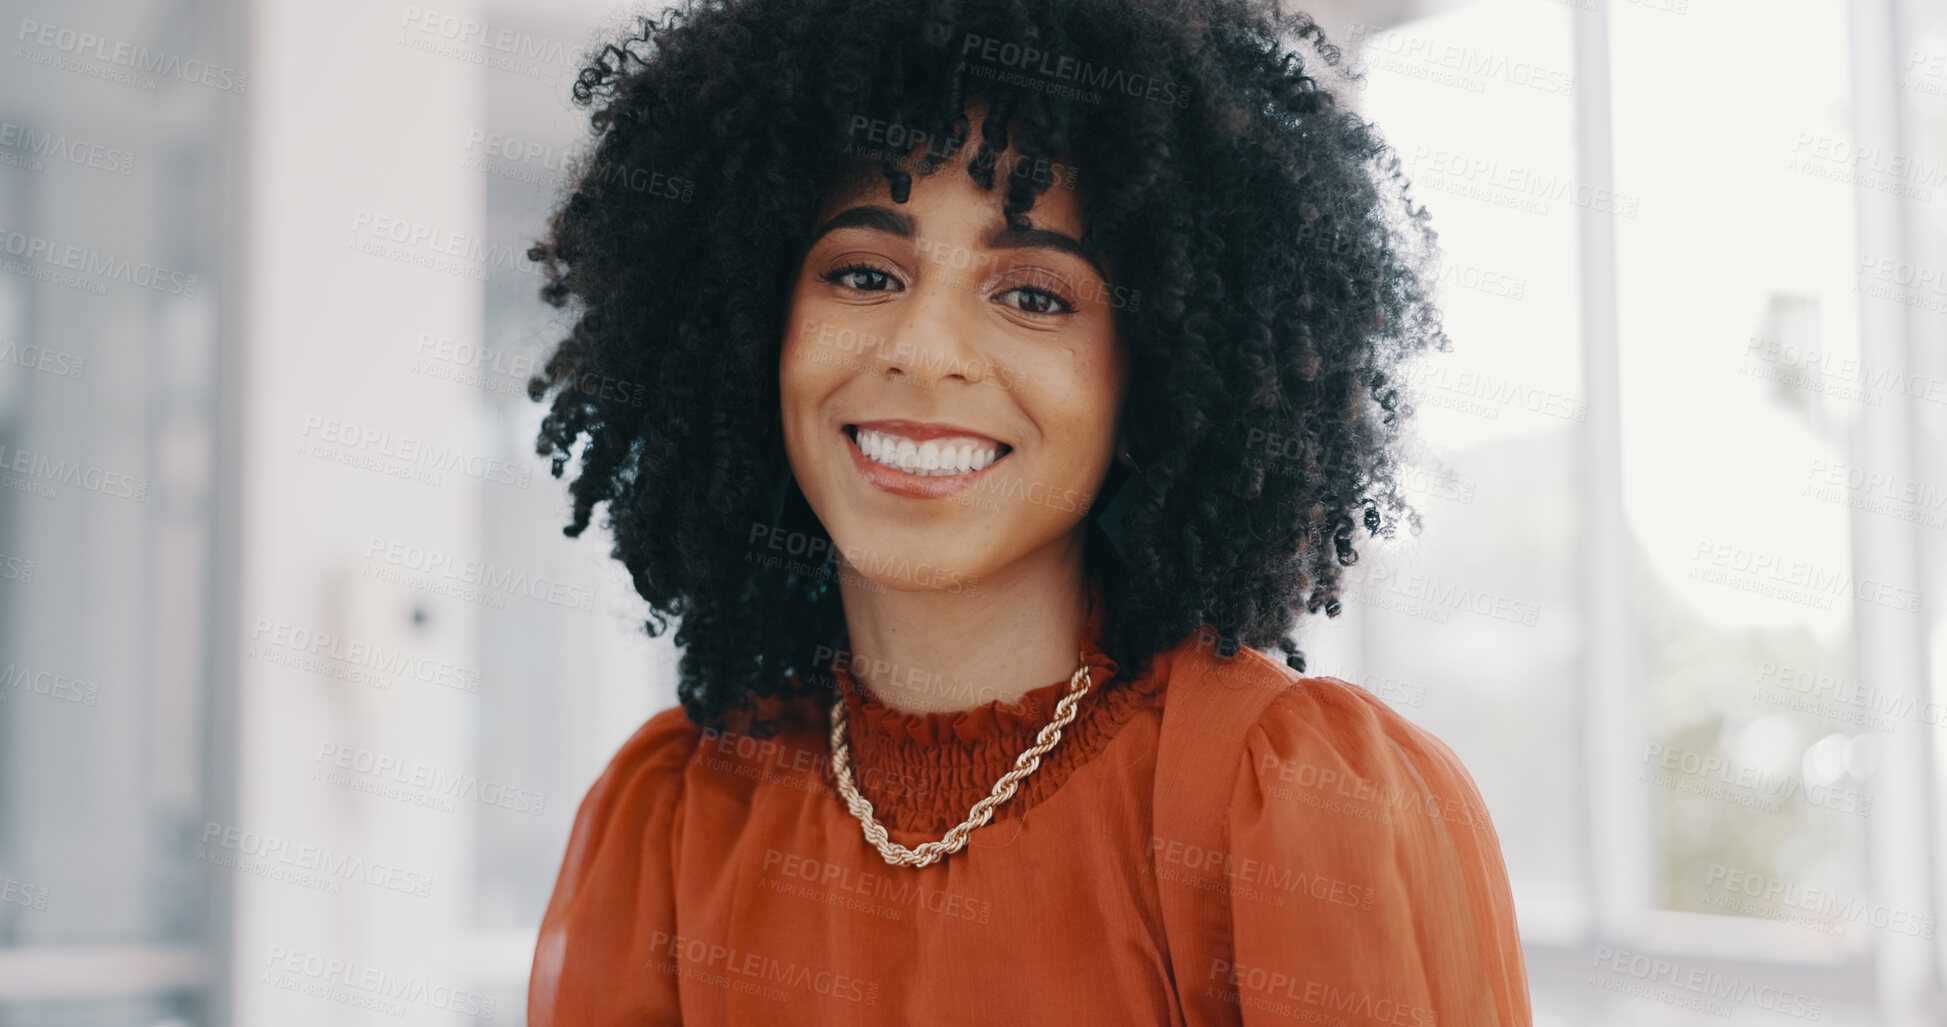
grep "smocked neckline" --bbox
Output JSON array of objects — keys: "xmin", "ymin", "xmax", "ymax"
[
  {"xmin": 837, "ymin": 661, "xmax": 1116, "ymax": 756},
  {"xmin": 811, "ymin": 575, "xmax": 1169, "ymax": 833}
]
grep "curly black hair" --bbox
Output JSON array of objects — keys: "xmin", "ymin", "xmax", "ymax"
[{"xmin": 525, "ymin": 0, "xmax": 1448, "ymax": 731}]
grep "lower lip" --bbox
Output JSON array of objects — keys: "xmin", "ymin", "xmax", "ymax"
[{"xmin": 843, "ymin": 428, "xmax": 1010, "ymax": 499}]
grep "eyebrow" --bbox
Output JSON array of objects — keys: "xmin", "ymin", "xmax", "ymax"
[
  {"xmin": 985, "ymin": 224, "xmax": 1105, "ymax": 278},
  {"xmin": 807, "ymin": 204, "xmax": 1106, "ymax": 279},
  {"xmin": 808, "ymin": 205, "xmax": 914, "ymax": 242}
]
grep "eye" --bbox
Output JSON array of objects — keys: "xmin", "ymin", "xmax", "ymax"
[
  {"xmin": 820, "ymin": 262, "xmax": 903, "ymax": 293},
  {"xmin": 996, "ymin": 283, "xmax": 1074, "ymax": 315}
]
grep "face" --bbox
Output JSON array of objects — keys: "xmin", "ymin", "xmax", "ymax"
[{"xmin": 779, "ymin": 115, "xmax": 1128, "ymax": 595}]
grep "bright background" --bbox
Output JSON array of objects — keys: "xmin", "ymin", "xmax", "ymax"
[{"xmin": 1, "ymin": 0, "xmax": 1945, "ymax": 1023}]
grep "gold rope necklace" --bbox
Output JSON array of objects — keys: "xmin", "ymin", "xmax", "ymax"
[{"xmin": 827, "ymin": 648, "xmax": 1094, "ymax": 868}]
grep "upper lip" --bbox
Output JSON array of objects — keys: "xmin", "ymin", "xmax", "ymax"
[{"xmin": 846, "ymin": 419, "xmax": 1011, "ymax": 450}]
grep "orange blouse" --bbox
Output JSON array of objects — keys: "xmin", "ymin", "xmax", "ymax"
[{"xmin": 528, "ymin": 582, "xmax": 1532, "ymax": 1025}]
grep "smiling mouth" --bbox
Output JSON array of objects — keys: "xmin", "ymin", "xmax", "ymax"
[{"xmin": 842, "ymin": 424, "xmax": 1013, "ymax": 477}]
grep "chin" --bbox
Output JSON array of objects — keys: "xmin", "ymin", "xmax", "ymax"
[{"xmin": 823, "ymin": 523, "xmax": 992, "ymax": 598}]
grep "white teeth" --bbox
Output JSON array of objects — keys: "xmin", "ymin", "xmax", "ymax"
[{"xmin": 853, "ymin": 428, "xmax": 1003, "ymax": 476}]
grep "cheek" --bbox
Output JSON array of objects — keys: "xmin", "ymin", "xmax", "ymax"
[
  {"xmin": 781, "ymin": 287, "xmax": 883, "ymax": 388},
  {"xmin": 778, "ymin": 332, "xmax": 834, "ymax": 477},
  {"xmin": 779, "ymin": 330, "xmax": 813, "ymax": 401},
  {"xmin": 779, "ymin": 303, "xmax": 840, "ymax": 411},
  {"xmin": 1021, "ymin": 334, "xmax": 1122, "ymax": 451}
]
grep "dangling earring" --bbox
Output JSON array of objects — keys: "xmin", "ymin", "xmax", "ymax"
[{"xmin": 1093, "ymin": 443, "xmax": 1140, "ymax": 560}]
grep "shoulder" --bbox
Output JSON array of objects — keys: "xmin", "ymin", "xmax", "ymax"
[
  {"xmin": 1263, "ymin": 678, "xmax": 1494, "ymax": 828},
  {"xmin": 1170, "ymin": 636, "xmax": 1496, "ymax": 833},
  {"xmin": 531, "ymin": 706, "xmax": 703, "ymax": 1024},
  {"xmin": 1261, "ymin": 667, "xmax": 1496, "ymax": 833},
  {"xmin": 557, "ymin": 704, "xmax": 705, "ymax": 870},
  {"xmin": 535, "ymin": 704, "xmax": 703, "ymax": 953},
  {"xmin": 1193, "ymin": 648, "xmax": 1532, "ymax": 1025},
  {"xmin": 602, "ymin": 702, "xmax": 707, "ymax": 792}
]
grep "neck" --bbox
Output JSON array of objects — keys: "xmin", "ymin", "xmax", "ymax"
[{"xmin": 834, "ymin": 535, "xmax": 1093, "ymax": 715}]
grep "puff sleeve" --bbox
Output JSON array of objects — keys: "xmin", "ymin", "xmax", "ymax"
[
  {"xmin": 1219, "ymin": 679, "xmax": 1531, "ymax": 1026},
  {"xmin": 527, "ymin": 704, "xmax": 702, "ymax": 1027}
]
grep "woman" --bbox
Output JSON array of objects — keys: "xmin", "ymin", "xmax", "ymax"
[{"xmin": 523, "ymin": 0, "xmax": 1531, "ymax": 1022}]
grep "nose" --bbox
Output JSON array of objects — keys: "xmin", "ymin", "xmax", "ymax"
[{"xmin": 872, "ymin": 253, "xmax": 988, "ymax": 390}]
